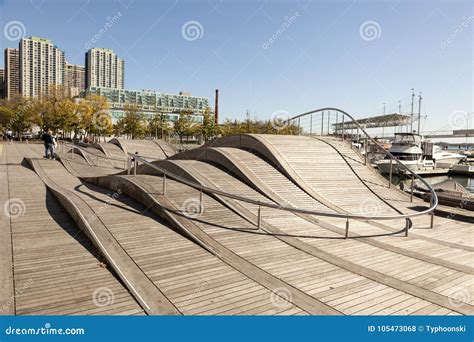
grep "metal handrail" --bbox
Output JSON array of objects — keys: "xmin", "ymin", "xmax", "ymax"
[
  {"xmin": 129, "ymin": 153, "xmax": 413, "ymax": 237},
  {"xmin": 276, "ymin": 107, "xmax": 438, "ymax": 215},
  {"xmin": 123, "ymin": 109, "xmax": 442, "ymax": 236},
  {"xmin": 59, "ymin": 141, "xmax": 159, "ymax": 165},
  {"xmin": 129, "ymin": 153, "xmax": 423, "ymax": 221}
]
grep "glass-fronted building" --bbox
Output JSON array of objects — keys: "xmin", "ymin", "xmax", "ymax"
[{"xmin": 84, "ymin": 86, "xmax": 211, "ymax": 123}]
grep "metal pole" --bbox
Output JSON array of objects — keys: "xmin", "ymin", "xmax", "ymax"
[
  {"xmin": 410, "ymin": 174, "xmax": 414, "ymax": 202},
  {"xmin": 257, "ymin": 205, "xmax": 262, "ymax": 229},
  {"xmin": 298, "ymin": 118, "xmax": 301, "ymax": 136},
  {"xmin": 417, "ymin": 93, "xmax": 422, "ymax": 135},
  {"xmin": 410, "ymin": 88, "xmax": 415, "ymax": 132},
  {"xmin": 163, "ymin": 174, "xmax": 167, "ymax": 194},
  {"xmin": 364, "ymin": 138, "xmax": 368, "ymax": 165},
  {"xmin": 345, "ymin": 219, "xmax": 349, "ymax": 239},
  {"xmin": 71, "ymin": 147, "xmax": 74, "ymax": 159},
  {"xmin": 327, "ymin": 111, "xmax": 330, "ymax": 134},
  {"xmin": 310, "ymin": 114, "xmax": 313, "ymax": 135},
  {"xmin": 430, "ymin": 195, "xmax": 434, "ymax": 228},
  {"xmin": 341, "ymin": 115, "xmax": 345, "ymax": 141},
  {"xmin": 321, "ymin": 111, "xmax": 324, "ymax": 136},
  {"xmin": 133, "ymin": 158, "xmax": 137, "ymax": 177},
  {"xmin": 389, "ymin": 159, "xmax": 393, "ymax": 188},
  {"xmin": 405, "ymin": 219, "xmax": 409, "ymax": 237},
  {"xmin": 127, "ymin": 156, "xmax": 131, "ymax": 175}
]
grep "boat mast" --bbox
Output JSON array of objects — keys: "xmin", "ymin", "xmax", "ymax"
[
  {"xmin": 410, "ymin": 88, "xmax": 415, "ymax": 133},
  {"xmin": 417, "ymin": 93, "xmax": 422, "ymax": 134}
]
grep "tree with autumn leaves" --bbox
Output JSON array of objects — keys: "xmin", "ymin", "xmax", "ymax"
[{"xmin": 0, "ymin": 86, "xmax": 110, "ymax": 141}]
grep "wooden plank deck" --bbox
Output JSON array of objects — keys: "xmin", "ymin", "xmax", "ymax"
[
  {"xmin": 2, "ymin": 143, "xmax": 144, "ymax": 315},
  {"xmin": 6, "ymin": 137, "xmax": 472, "ymax": 316},
  {"xmin": 112, "ymin": 173, "xmax": 463, "ymax": 315},
  {"xmin": 19, "ymin": 146, "xmax": 303, "ymax": 315},
  {"xmin": 158, "ymin": 160, "xmax": 471, "ymax": 314}
]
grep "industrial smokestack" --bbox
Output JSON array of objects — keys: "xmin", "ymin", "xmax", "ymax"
[{"xmin": 215, "ymin": 89, "xmax": 219, "ymax": 125}]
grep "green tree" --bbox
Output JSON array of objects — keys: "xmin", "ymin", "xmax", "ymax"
[
  {"xmin": 121, "ymin": 104, "xmax": 146, "ymax": 139},
  {"xmin": 200, "ymin": 107, "xmax": 218, "ymax": 142},
  {"xmin": 174, "ymin": 110, "xmax": 193, "ymax": 143}
]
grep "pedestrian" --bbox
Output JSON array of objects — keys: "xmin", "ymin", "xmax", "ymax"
[{"xmin": 41, "ymin": 129, "xmax": 55, "ymax": 159}]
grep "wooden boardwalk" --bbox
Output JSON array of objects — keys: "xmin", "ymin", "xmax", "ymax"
[
  {"xmin": 14, "ymin": 144, "xmax": 304, "ymax": 315},
  {"xmin": 0, "ymin": 143, "xmax": 144, "ymax": 315},
  {"xmin": 2, "ymin": 136, "xmax": 473, "ymax": 316}
]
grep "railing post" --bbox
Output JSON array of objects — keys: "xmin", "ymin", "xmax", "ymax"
[
  {"xmin": 162, "ymin": 174, "xmax": 167, "ymax": 195},
  {"xmin": 341, "ymin": 115, "xmax": 345, "ymax": 141},
  {"xmin": 389, "ymin": 159, "xmax": 393, "ymax": 188},
  {"xmin": 298, "ymin": 118, "xmax": 301, "ymax": 136},
  {"xmin": 345, "ymin": 218, "xmax": 349, "ymax": 239},
  {"xmin": 133, "ymin": 158, "xmax": 137, "ymax": 177},
  {"xmin": 364, "ymin": 138, "xmax": 368, "ymax": 165},
  {"xmin": 321, "ymin": 111, "xmax": 324, "ymax": 136},
  {"xmin": 327, "ymin": 110, "xmax": 330, "ymax": 134},
  {"xmin": 405, "ymin": 218, "xmax": 410, "ymax": 237},
  {"xmin": 310, "ymin": 114, "xmax": 313, "ymax": 135},
  {"xmin": 127, "ymin": 156, "xmax": 131, "ymax": 175},
  {"xmin": 71, "ymin": 147, "xmax": 74, "ymax": 159},
  {"xmin": 430, "ymin": 194, "xmax": 434, "ymax": 228},
  {"xmin": 199, "ymin": 189, "xmax": 203, "ymax": 213},
  {"xmin": 410, "ymin": 174, "xmax": 414, "ymax": 202},
  {"xmin": 257, "ymin": 205, "xmax": 262, "ymax": 229}
]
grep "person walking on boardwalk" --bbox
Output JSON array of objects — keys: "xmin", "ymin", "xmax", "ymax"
[{"xmin": 41, "ymin": 129, "xmax": 55, "ymax": 159}]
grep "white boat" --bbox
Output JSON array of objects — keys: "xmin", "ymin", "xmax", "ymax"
[
  {"xmin": 432, "ymin": 146, "xmax": 465, "ymax": 168},
  {"xmin": 377, "ymin": 133, "xmax": 435, "ymax": 174}
]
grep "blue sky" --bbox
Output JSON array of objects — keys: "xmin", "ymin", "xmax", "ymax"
[{"xmin": 0, "ymin": 0, "xmax": 472, "ymax": 133}]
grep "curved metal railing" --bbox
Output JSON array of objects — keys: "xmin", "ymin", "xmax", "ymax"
[
  {"xmin": 58, "ymin": 141, "xmax": 160, "ymax": 169},
  {"xmin": 274, "ymin": 107, "xmax": 438, "ymax": 216},
  {"xmin": 56, "ymin": 107, "xmax": 439, "ymax": 238}
]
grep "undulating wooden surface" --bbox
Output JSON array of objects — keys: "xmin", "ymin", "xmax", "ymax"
[
  {"xmin": 1, "ymin": 143, "xmax": 144, "ymax": 315},
  {"xmin": 20, "ymin": 145, "xmax": 303, "ymax": 315}
]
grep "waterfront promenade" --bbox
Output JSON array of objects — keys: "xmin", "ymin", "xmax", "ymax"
[{"xmin": 0, "ymin": 136, "xmax": 472, "ymax": 316}]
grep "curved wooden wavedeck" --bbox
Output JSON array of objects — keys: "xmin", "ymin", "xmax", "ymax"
[{"xmin": 1, "ymin": 133, "xmax": 472, "ymax": 316}]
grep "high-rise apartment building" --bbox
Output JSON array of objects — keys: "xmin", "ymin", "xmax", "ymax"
[
  {"xmin": 4, "ymin": 48, "xmax": 20, "ymax": 99},
  {"xmin": 65, "ymin": 63, "xmax": 85, "ymax": 97},
  {"xmin": 20, "ymin": 36, "xmax": 65, "ymax": 97},
  {"xmin": 85, "ymin": 48, "xmax": 124, "ymax": 89},
  {"xmin": 0, "ymin": 69, "xmax": 5, "ymax": 99}
]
